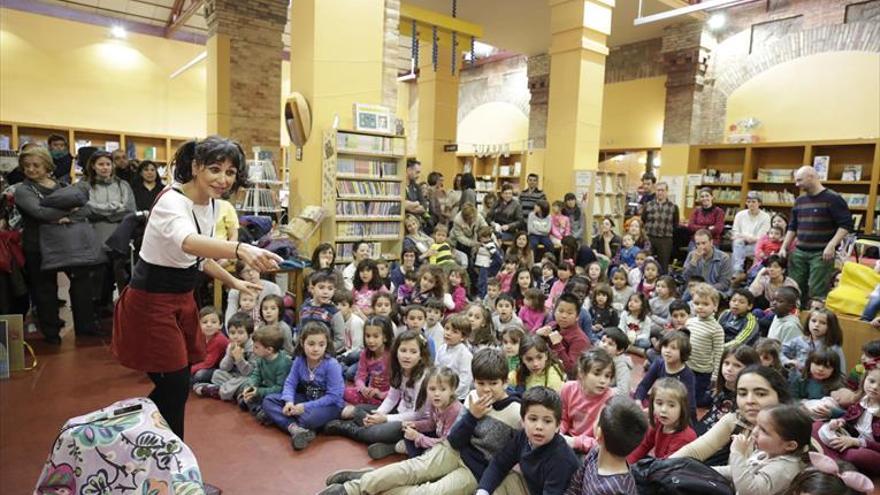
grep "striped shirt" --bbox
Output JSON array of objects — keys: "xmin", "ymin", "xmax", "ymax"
[
  {"xmin": 789, "ymin": 189, "xmax": 852, "ymax": 251},
  {"xmin": 686, "ymin": 315, "xmax": 724, "ymax": 375},
  {"xmin": 429, "ymin": 241, "xmax": 456, "ymax": 266},
  {"xmin": 565, "ymin": 447, "xmax": 636, "ymax": 495}
]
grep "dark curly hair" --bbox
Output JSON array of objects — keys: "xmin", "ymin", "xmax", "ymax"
[{"xmin": 172, "ymin": 136, "xmax": 248, "ymax": 193}]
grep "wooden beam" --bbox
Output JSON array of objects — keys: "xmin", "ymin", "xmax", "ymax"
[
  {"xmin": 165, "ymin": 0, "xmax": 204, "ymax": 38},
  {"xmin": 399, "ymin": 4, "xmax": 483, "ymax": 38}
]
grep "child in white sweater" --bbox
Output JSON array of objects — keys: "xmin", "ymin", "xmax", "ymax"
[{"xmin": 436, "ymin": 314, "xmax": 474, "ymax": 400}]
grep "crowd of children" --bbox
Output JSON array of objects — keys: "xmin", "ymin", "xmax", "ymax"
[{"xmin": 188, "ymin": 219, "xmax": 878, "ymax": 495}]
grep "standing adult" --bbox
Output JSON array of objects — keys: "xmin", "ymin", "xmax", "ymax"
[
  {"xmin": 404, "ymin": 159, "xmax": 426, "ymax": 220},
  {"xmin": 731, "ymin": 191, "xmax": 771, "ymax": 273},
  {"xmin": 425, "ymin": 171, "xmax": 447, "ymax": 229},
  {"xmin": 112, "ymin": 136, "xmax": 281, "ymax": 439},
  {"xmin": 111, "ymin": 149, "xmax": 134, "ymax": 183},
  {"xmin": 591, "ymin": 216, "xmax": 621, "ymax": 261},
  {"xmin": 342, "ymin": 240, "xmax": 372, "ymax": 291},
  {"xmin": 682, "ymin": 229, "xmax": 733, "ymax": 296},
  {"xmin": 780, "ymin": 166, "xmax": 853, "ymax": 307},
  {"xmin": 641, "ymin": 182, "xmax": 679, "ymax": 272},
  {"xmin": 518, "ymin": 173, "xmax": 546, "ymax": 225},
  {"xmin": 445, "ymin": 173, "xmax": 463, "ymax": 222},
  {"xmin": 14, "ymin": 147, "xmax": 99, "ymax": 344},
  {"xmin": 131, "ymin": 160, "xmax": 163, "ymax": 211},
  {"xmin": 458, "ymin": 173, "xmax": 478, "ymax": 211},
  {"xmin": 75, "ymin": 151, "xmax": 136, "ymax": 310},
  {"xmin": 47, "ymin": 133, "xmax": 73, "ymax": 184},
  {"xmin": 562, "ymin": 192, "xmax": 584, "ymax": 241},
  {"xmin": 489, "ymin": 184, "xmax": 523, "ymax": 241},
  {"xmin": 637, "ymin": 173, "xmax": 656, "ymax": 212},
  {"xmin": 687, "ymin": 188, "xmax": 725, "ymax": 246}
]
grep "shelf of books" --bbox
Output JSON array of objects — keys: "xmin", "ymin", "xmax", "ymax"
[
  {"xmin": 322, "ymin": 129, "xmax": 406, "ymax": 265},
  {"xmin": 579, "ymin": 170, "xmax": 627, "ymax": 241},
  {"xmin": 0, "ymin": 120, "xmax": 188, "ymax": 182},
  {"xmin": 456, "ymin": 151, "xmax": 527, "ymax": 204},
  {"xmin": 689, "ymin": 138, "xmax": 880, "ymax": 232}
]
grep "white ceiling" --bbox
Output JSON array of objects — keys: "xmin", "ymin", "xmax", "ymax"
[{"xmin": 27, "ymin": 0, "xmax": 691, "ymax": 55}]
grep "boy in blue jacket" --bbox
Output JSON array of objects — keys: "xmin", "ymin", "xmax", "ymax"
[
  {"xmin": 319, "ymin": 348, "xmax": 522, "ymax": 495},
  {"xmin": 476, "ymin": 386, "xmax": 579, "ymax": 495}
]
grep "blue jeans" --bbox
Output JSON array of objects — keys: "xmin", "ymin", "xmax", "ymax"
[
  {"xmin": 732, "ymin": 240, "xmax": 756, "ymax": 273},
  {"xmin": 262, "ymin": 393, "xmax": 342, "ymax": 431},
  {"xmin": 862, "ymin": 285, "xmax": 880, "ymax": 320},
  {"xmin": 529, "ymin": 234, "xmax": 553, "ymax": 251},
  {"xmin": 694, "ymin": 371, "xmax": 713, "ymax": 408}
]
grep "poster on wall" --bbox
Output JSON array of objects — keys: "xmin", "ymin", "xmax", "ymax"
[
  {"xmin": 573, "ymin": 170, "xmax": 593, "ymax": 200},
  {"xmin": 662, "ymin": 175, "xmax": 686, "ymax": 210},
  {"xmin": 686, "ymin": 174, "xmax": 703, "ymax": 208}
]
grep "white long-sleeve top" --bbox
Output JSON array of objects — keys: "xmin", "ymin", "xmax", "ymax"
[
  {"xmin": 376, "ymin": 372, "xmax": 427, "ymax": 423},
  {"xmin": 732, "ymin": 209, "xmax": 771, "ymax": 244},
  {"xmin": 437, "ymin": 342, "xmax": 474, "ymax": 400}
]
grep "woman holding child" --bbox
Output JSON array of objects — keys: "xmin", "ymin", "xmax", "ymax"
[
  {"xmin": 112, "ymin": 137, "xmax": 281, "ymax": 440},
  {"xmin": 671, "ymin": 365, "xmax": 792, "ymax": 466}
]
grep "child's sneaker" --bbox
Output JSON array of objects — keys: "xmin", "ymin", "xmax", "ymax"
[
  {"xmin": 238, "ymin": 397, "xmax": 250, "ymax": 411},
  {"xmin": 367, "ymin": 442, "xmax": 398, "ymax": 460},
  {"xmin": 394, "ymin": 439, "xmax": 406, "ymax": 454},
  {"xmin": 193, "ymin": 384, "xmax": 208, "ymax": 396},
  {"xmin": 288, "ymin": 424, "xmax": 315, "ymax": 451},
  {"xmin": 255, "ymin": 410, "xmax": 272, "ymax": 426},
  {"xmin": 201, "ymin": 385, "xmax": 221, "ymax": 399},
  {"xmin": 325, "ymin": 468, "xmax": 373, "ymax": 485}
]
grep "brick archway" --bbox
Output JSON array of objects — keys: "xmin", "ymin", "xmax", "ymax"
[{"xmin": 698, "ymin": 21, "xmax": 880, "ymax": 143}]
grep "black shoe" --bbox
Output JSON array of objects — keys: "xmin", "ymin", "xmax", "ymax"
[
  {"xmin": 288, "ymin": 424, "xmax": 315, "ymax": 451},
  {"xmin": 325, "ymin": 468, "xmax": 373, "ymax": 486},
  {"xmin": 316, "ymin": 484, "xmax": 347, "ymax": 495},
  {"xmin": 367, "ymin": 442, "xmax": 398, "ymax": 460},
  {"xmin": 44, "ymin": 335, "xmax": 62, "ymax": 345},
  {"xmin": 323, "ymin": 419, "xmax": 359, "ymax": 438}
]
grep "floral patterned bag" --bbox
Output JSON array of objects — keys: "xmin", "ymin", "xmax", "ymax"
[{"xmin": 34, "ymin": 397, "xmax": 205, "ymax": 495}]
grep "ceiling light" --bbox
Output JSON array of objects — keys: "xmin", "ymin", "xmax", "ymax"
[
  {"xmin": 708, "ymin": 14, "xmax": 726, "ymax": 30},
  {"xmin": 110, "ymin": 25, "xmax": 127, "ymax": 39}
]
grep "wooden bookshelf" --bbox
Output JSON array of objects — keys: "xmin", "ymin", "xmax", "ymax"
[
  {"xmin": 1, "ymin": 120, "xmax": 188, "ymax": 182},
  {"xmin": 688, "ymin": 138, "xmax": 880, "ymax": 232},
  {"xmin": 322, "ymin": 129, "xmax": 406, "ymax": 264},
  {"xmin": 456, "ymin": 151, "xmax": 528, "ymax": 204},
  {"xmin": 580, "ymin": 170, "xmax": 627, "ymax": 241}
]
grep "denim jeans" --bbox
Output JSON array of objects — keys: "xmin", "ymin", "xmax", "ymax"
[
  {"xmin": 732, "ymin": 239, "xmax": 757, "ymax": 273},
  {"xmin": 862, "ymin": 285, "xmax": 880, "ymax": 320}
]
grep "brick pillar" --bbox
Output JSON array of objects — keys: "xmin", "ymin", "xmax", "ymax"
[
  {"xmin": 382, "ymin": 0, "xmax": 401, "ymax": 109},
  {"xmin": 527, "ymin": 53, "xmax": 550, "ymax": 149},
  {"xmin": 205, "ymin": 0, "xmax": 287, "ymax": 151},
  {"xmin": 660, "ymin": 22, "xmax": 715, "ymax": 144}
]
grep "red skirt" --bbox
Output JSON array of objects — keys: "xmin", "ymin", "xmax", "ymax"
[{"xmin": 112, "ymin": 286, "xmax": 205, "ymax": 373}]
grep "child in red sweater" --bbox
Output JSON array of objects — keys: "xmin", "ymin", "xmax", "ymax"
[
  {"xmin": 560, "ymin": 348, "xmax": 615, "ymax": 453},
  {"xmin": 191, "ymin": 306, "xmax": 229, "ymax": 385},
  {"xmin": 626, "ymin": 378, "xmax": 696, "ymax": 463},
  {"xmin": 536, "ymin": 293, "xmax": 589, "ymax": 377}
]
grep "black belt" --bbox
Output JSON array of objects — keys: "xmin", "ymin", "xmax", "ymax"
[{"xmin": 130, "ymin": 259, "xmax": 200, "ymax": 293}]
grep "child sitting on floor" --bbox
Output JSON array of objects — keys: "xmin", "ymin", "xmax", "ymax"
[
  {"xmin": 627, "ymin": 378, "xmax": 697, "ymax": 463},
  {"xmin": 191, "ymin": 306, "xmax": 229, "ymax": 386},
  {"xmin": 197, "ymin": 312, "xmax": 256, "ymax": 401},
  {"xmin": 564, "ymin": 396, "xmax": 648, "ymax": 495},
  {"xmin": 239, "ymin": 325, "xmax": 292, "ymax": 421},
  {"xmin": 560, "ymin": 348, "xmax": 616, "ymax": 454},
  {"xmin": 401, "ymin": 366, "xmax": 462, "ymax": 457}
]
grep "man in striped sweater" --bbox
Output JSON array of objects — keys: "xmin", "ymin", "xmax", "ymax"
[
  {"xmin": 780, "ymin": 166, "xmax": 852, "ymax": 308},
  {"xmin": 519, "ymin": 174, "xmax": 547, "ymax": 226}
]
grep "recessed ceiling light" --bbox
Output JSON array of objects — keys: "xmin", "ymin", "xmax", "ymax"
[
  {"xmin": 708, "ymin": 14, "xmax": 726, "ymax": 30},
  {"xmin": 110, "ymin": 25, "xmax": 127, "ymax": 39}
]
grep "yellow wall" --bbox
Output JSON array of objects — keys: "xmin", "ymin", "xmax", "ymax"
[
  {"xmin": 726, "ymin": 51, "xmax": 880, "ymax": 141},
  {"xmin": 0, "ymin": 8, "xmax": 207, "ymax": 137},
  {"xmin": 456, "ymin": 101, "xmax": 529, "ymax": 153},
  {"xmin": 600, "ymin": 76, "xmax": 666, "ymax": 149}
]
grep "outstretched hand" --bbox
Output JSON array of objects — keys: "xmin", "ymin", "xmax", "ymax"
[
  {"xmin": 232, "ymin": 279, "xmax": 263, "ymax": 298},
  {"xmin": 238, "ymin": 243, "xmax": 283, "ymax": 273}
]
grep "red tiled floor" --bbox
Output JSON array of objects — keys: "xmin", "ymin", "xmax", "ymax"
[{"xmin": 0, "ymin": 336, "xmax": 395, "ymax": 495}]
